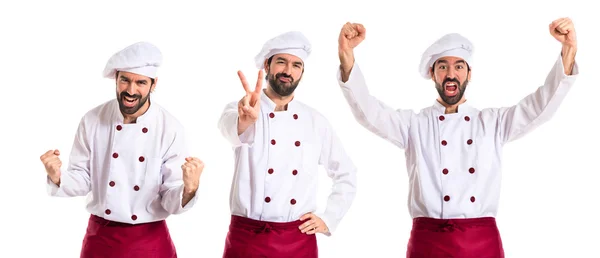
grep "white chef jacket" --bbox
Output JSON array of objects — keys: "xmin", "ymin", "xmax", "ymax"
[
  {"xmin": 47, "ymin": 99, "xmax": 198, "ymax": 224},
  {"xmin": 337, "ymin": 54, "xmax": 578, "ymax": 219},
  {"xmin": 217, "ymin": 90, "xmax": 357, "ymax": 235}
]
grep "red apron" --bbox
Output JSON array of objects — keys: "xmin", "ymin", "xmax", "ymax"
[
  {"xmin": 80, "ymin": 214, "xmax": 177, "ymax": 258},
  {"xmin": 222, "ymin": 215, "xmax": 318, "ymax": 258},
  {"xmin": 406, "ymin": 217, "xmax": 505, "ymax": 258}
]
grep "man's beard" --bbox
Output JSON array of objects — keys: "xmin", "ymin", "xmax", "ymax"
[
  {"xmin": 268, "ymin": 72, "xmax": 300, "ymax": 97},
  {"xmin": 435, "ymin": 77, "xmax": 469, "ymax": 105},
  {"xmin": 117, "ymin": 91, "xmax": 150, "ymax": 115}
]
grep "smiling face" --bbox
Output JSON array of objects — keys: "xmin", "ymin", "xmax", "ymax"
[
  {"xmin": 429, "ymin": 56, "xmax": 471, "ymax": 106},
  {"xmin": 115, "ymin": 71, "xmax": 156, "ymax": 120},
  {"xmin": 264, "ymin": 53, "xmax": 304, "ymax": 97}
]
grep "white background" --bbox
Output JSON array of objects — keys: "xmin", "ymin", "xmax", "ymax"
[{"xmin": 1, "ymin": 0, "xmax": 598, "ymax": 257}]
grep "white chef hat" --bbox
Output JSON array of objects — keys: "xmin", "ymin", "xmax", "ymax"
[
  {"xmin": 419, "ymin": 33, "xmax": 473, "ymax": 79},
  {"xmin": 102, "ymin": 41, "xmax": 163, "ymax": 79},
  {"xmin": 254, "ymin": 31, "xmax": 312, "ymax": 69}
]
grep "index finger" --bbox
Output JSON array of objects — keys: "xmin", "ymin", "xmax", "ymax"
[
  {"xmin": 40, "ymin": 150, "xmax": 55, "ymax": 161},
  {"xmin": 238, "ymin": 70, "xmax": 251, "ymax": 93},
  {"xmin": 342, "ymin": 23, "xmax": 354, "ymax": 33},
  {"xmin": 254, "ymin": 70, "xmax": 264, "ymax": 93},
  {"xmin": 550, "ymin": 18, "xmax": 566, "ymax": 29},
  {"xmin": 299, "ymin": 218, "xmax": 316, "ymax": 230},
  {"xmin": 190, "ymin": 157, "xmax": 204, "ymax": 165},
  {"xmin": 300, "ymin": 213, "xmax": 313, "ymax": 221}
]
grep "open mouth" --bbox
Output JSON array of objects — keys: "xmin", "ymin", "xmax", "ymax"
[
  {"xmin": 444, "ymin": 82, "xmax": 458, "ymax": 97},
  {"xmin": 122, "ymin": 96, "xmax": 139, "ymax": 108}
]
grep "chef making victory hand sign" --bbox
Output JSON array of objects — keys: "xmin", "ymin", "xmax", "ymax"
[{"xmin": 236, "ymin": 70, "xmax": 264, "ymax": 135}]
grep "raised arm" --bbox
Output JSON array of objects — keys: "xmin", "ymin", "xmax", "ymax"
[
  {"xmin": 43, "ymin": 117, "xmax": 92, "ymax": 197},
  {"xmin": 497, "ymin": 17, "xmax": 579, "ymax": 143},
  {"xmin": 217, "ymin": 70, "xmax": 264, "ymax": 147},
  {"xmin": 337, "ymin": 22, "xmax": 414, "ymax": 149}
]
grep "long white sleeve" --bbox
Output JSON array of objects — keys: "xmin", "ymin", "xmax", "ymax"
[
  {"xmin": 337, "ymin": 63, "xmax": 415, "ymax": 149},
  {"xmin": 316, "ymin": 119, "xmax": 357, "ymax": 236},
  {"xmin": 159, "ymin": 125, "xmax": 198, "ymax": 214},
  {"xmin": 217, "ymin": 101, "xmax": 256, "ymax": 147},
  {"xmin": 47, "ymin": 117, "xmax": 92, "ymax": 197},
  {"xmin": 497, "ymin": 54, "xmax": 579, "ymax": 143}
]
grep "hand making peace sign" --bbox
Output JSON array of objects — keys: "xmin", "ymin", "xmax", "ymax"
[{"xmin": 236, "ymin": 70, "xmax": 264, "ymax": 135}]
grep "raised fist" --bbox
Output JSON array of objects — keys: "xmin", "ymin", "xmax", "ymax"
[
  {"xmin": 549, "ymin": 17, "xmax": 576, "ymax": 48},
  {"xmin": 338, "ymin": 22, "xmax": 366, "ymax": 53}
]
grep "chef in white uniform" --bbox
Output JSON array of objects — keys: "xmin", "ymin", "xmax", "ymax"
[
  {"xmin": 39, "ymin": 41, "xmax": 204, "ymax": 258},
  {"xmin": 218, "ymin": 31, "xmax": 358, "ymax": 258},
  {"xmin": 336, "ymin": 18, "xmax": 578, "ymax": 257}
]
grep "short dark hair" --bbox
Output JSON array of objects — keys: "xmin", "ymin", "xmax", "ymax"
[{"xmin": 264, "ymin": 56, "xmax": 274, "ymax": 80}]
